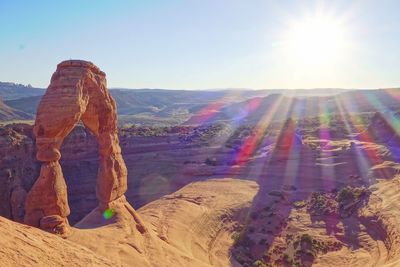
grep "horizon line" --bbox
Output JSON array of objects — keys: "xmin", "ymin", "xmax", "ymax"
[{"xmin": 1, "ymin": 81, "xmax": 399, "ymax": 91}]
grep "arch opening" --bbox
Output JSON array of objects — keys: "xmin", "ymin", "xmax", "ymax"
[{"xmin": 24, "ymin": 60, "xmax": 127, "ymax": 235}]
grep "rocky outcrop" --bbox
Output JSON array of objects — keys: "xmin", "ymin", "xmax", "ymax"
[
  {"xmin": 24, "ymin": 60, "xmax": 128, "ymax": 234},
  {"xmin": 0, "ymin": 216, "xmax": 115, "ymax": 267},
  {"xmin": 0, "ymin": 124, "xmax": 37, "ymax": 222}
]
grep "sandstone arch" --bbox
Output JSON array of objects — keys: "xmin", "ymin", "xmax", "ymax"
[{"xmin": 24, "ymin": 60, "xmax": 127, "ymax": 234}]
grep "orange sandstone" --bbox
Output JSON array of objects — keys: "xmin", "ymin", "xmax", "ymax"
[{"xmin": 24, "ymin": 60, "xmax": 127, "ymax": 234}]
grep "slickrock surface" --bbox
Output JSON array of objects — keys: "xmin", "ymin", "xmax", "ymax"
[
  {"xmin": 4, "ymin": 176, "xmax": 400, "ymax": 267},
  {"xmin": 24, "ymin": 60, "xmax": 128, "ymax": 234},
  {"xmin": 313, "ymin": 176, "xmax": 400, "ymax": 267},
  {"xmin": 137, "ymin": 178, "xmax": 258, "ymax": 266},
  {"xmin": 0, "ymin": 216, "xmax": 115, "ymax": 267},
  {"xmin": 1, "ymin": 178, "xmax": 258, "ymax": 267}
]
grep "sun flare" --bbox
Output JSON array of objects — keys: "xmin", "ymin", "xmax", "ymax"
[{"xmin": 284, "ymin": 15, "xmax": 349, "ymax": 67}]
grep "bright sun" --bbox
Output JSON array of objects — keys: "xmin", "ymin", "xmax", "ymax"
[{"xmin": 284, "ymin": 16, "xmax": 349, "ymax": 67}]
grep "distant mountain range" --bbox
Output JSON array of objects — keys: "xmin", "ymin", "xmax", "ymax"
[
  {"xmin": 0, "ymin": 82, "xmax": 45, "ymax": 100},
  {"xmin": 0, "ymin": 81, "xmax": 399, "ymax": 125},
  {"xmin": 185, "ymin": 89, "xmax": 400, "ymax": 125}
]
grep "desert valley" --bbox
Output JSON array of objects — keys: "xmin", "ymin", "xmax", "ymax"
[
  {"xmin": 1, "ymin": 60, "xmax": 400, "ymax": 267},
  {"xmin": 2, "ymin": 1, "xmax": 400, "ymax": 266}
]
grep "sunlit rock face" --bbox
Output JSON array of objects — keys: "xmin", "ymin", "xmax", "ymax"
[{"xmin": 24, "ymin": 60, "xmax": 128, "ymax": 234}]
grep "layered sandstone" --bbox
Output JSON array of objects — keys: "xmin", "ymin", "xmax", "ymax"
[{"xmin": 24, "ymin": 60, "xmax": 128, "ymax": 234}]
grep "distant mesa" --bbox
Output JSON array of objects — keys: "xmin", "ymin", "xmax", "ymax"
[{"xmin": 24, "ymin": 60, "xmax": 128, "ymax": 235}]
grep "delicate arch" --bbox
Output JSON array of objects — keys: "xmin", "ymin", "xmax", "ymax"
[{"xmin": 24, "ymin": 60, "xmax": 127, "ymax": 234}]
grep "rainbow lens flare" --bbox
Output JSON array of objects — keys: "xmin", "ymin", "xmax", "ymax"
[{"xmin": 103, "ymin": 208, "xmax": 114, "ymax": 219}]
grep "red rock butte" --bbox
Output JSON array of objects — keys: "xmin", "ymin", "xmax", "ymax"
[{"xmin": 24, "ymin": 60, "xmax": 128, "ymax": 234}]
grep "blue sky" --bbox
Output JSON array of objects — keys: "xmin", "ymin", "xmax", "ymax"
[{"xmin": 1, "ymin": 0, "xmax": 399, "ymax": 89}]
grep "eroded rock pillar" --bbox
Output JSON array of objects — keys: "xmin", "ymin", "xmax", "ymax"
[
  {"xmin": 97, "ymin": 132, "xmax": 128, "ymax": 207},
  {"xmin": 24, "ymin": 161, "xmax": 70, "ymax": 233}
]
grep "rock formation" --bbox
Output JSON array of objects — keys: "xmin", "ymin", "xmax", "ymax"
[
  {"xmin": 0, "ymin": 124, "xmax": 36, "ymax": 222},
  {"xmin": 24, "ymin": 60, "xmax": 127, "ymax": 234}
]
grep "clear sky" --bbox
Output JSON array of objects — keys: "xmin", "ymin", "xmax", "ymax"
[{"xmin": 1, "ymin": 0, "xmax": 399, "ymax": 89}]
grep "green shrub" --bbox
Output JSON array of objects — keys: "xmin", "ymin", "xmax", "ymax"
[
  {"xmin": 337, "ymin": 186, "xmax": 367, "ymax": 205},
  {"xmin": 232, "ymin": 232, "xmax": 242, "ymax": 244},
  {"xmin": 301, "ymin": 234, "xmax": 313, "ymax": 243},
  {"xmin": 307, "ymin": 192, "xmax": 337, "ymax": 216},
  {"xmin": 292, "ymin": 200, "xmax": 306, "ymax": 208}
]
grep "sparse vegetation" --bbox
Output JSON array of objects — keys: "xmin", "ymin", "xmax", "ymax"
[
  {"xmin": 307, "ymin": 186, "xmax": 370, "ymax": 218},
  {"xmin": 233, "ymin": 186, "xmax": 369, "ymax": 267},
  {"xmin": 274, "ymin": 233, "xmax": 343, "ymax": 266},
  {"xmin": 307, "ymin": 192, "xmax": 338, "ymax": 216},
  {"xmin": 336, "ymin": 186, "xmax": 370, "ymax": 217},
  {"xmin": 119, "ymin": 123, "xmax": 230, "ymax": 143},
  {"xmin": 121, "ymin": 124, "xmax": 193, "ymax": 137},
  {"xmin": 337, "ymin": 185, "xmax": 368, "ymax": 205},
  {"xmin": 292, "ymin": 200, "xmax": 306, "ymax": 208},
  {"xmin": 232, "ymin": 232, "xmax": 242, "ymax": 245}
]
